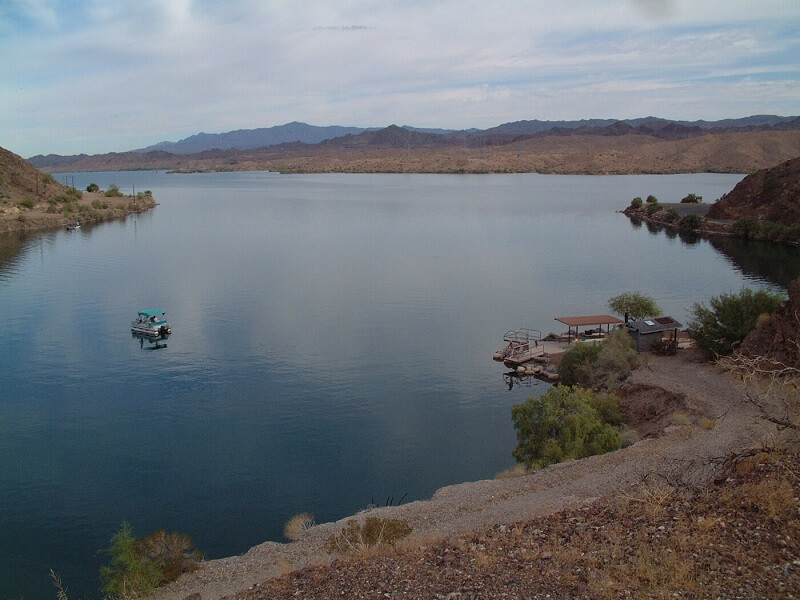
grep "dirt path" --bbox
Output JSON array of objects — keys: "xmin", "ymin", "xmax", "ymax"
[{"xmin": 150, "ymin": 350, "xmax": 776, "ymax": 600}]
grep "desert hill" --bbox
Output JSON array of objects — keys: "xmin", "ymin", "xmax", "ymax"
[
  {"xmin": 0, "ymin": 146, "xmax": 72, "ymax": 204},
  {"xmin": 706, "ymin": 155, "xmax": 800, "ymax": 224}
]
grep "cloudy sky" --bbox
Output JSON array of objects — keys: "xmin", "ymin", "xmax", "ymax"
[{"xmin": 1, "ymin": 0, "xmax": 798, "ymax": 157}]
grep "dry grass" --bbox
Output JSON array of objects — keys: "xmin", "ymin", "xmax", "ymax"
[
  {"xmin": 494, "ymin": 463, "xmax": 528, "ymax": 479},
  {"xmin": 283, "ymin": 513, "xmax": 315, "ymax": 542}
]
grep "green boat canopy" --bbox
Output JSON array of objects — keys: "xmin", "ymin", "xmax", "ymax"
[{"xmin": 137, "ymin": 309, "xmax": 166, "ymax": 318}]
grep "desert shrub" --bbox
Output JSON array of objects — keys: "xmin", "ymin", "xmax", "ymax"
[
  {"xmin": 60, "ymin": 203, "xmax": 74, "ymax": 214},
  {"xmin": 645, "ymin": 194, "xmax": 658, "ymax": 204},
  {"xmin": 17, "ymin": 214, "xmax": 27, "ymax": 222},
  {"xmin": 689, "ymin": 287, "xmax": 786, "ymax": 357},
  {"xmin": 326, "ymin": 518, "xmax": 412, "ymax": 554},
  {"xmin": 511, "ymin": 385, "xmax": 621, "ymax": 469},
  {"xmin": 680, "ymin": 193, "xmax": 701, "ymax": 203},
  {"xmin": 679, "ymin": 213, "xmax": 701, "ymax": 230},
  {"xmin": 284, "ymin": 513, "xmax": 315, "ymax": 541},
  {"xmin": 630, "ymin": 197, "xmax": 643, "ymax": 209},
  {"xmin": 588, "ymin": 392, "xmax": 625, "ymax": 426},
  {"xmin": 608, "ymin": 292, "xmax": 662, "ymax": 320},
  {"xmin": 86, "ymin": 183, "xmax": 100, "ymax": 192},
  {"xmin": 100, "ymin": 522, "xmax": 202, "ymax": 598},
  {"xmin": 646, "ymin": 202, "xmax": 663, "ymax": 216},
  {"xmin": 42, "ymin": 173, "xmax": 55, "ymax": 185},
  {"xmin": 558, "ymin": 342, "xmax": 601, "ymax": 387},
  {"xmin": 18, "ymin": 198, "xmax": 35, "ymax": 209},
  {"xmin": 105, "ymin": 183, "xmax": 123, "ymax": 197},
  {"xmin": 663, "ymin": 208, "xmax": 679, "ymax": 222},
  {"xmin": 650, "ymin": 338, "xmax": 677, "ymax": 355},
  {"xmin": 135, "ymin": 530, "xmax": 202, "ymax": 583},
  {"xmin": 92, "ymin": 198, "xmax": 109, "ymax": 209},
  {"xmin": 732, "ymin": 218, "xmax": 760, "ymax": 238},
  {"xmin": 559, "ymin": 328, "xmax": 640, "ymax": 390}
]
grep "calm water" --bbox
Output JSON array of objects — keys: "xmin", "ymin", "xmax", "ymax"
[{"xmin": 1, "ymin": 172, "xmax": 796, "ymax": 598}]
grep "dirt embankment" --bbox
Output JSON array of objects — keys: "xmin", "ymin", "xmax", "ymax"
[{"xmin": 149, "ymin": 349, "xmax": 793, "ymax": 600}]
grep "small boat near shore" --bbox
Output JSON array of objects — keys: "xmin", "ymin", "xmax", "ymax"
[{"xmin": 131, "ymin": 309, "xmax": 171, "ymax": 337}]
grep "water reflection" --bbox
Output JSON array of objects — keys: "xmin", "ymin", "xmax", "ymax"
[
  {"xmin": 132, "ymin": 332, "xmax": 169, "ymax": 350},
  {"xmin": 503, "ymin": 372, "xmax": 546, "ymax": 390},
  {"xmin": 708, "ymin": 236, "xmax": 800, "ymax": 289},
  {"xmin": 677, "ymin": 229, "xmax": 702, "ymax": 245}
]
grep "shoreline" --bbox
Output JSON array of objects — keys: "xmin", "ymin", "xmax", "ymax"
[
  {"xmin": 0, "ymin": 191, "xmax": 157, "ymax": 234},
  {"xmin": 148, "ymin": 349, "xmax": 782, "ymax": 599}
]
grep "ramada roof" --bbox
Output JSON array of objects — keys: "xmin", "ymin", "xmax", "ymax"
[{"xmin": 555, "ymin": 315, "xmax": 625, "ymax": 328}]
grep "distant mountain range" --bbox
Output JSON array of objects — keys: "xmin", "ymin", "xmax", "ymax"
[
  {"xmin": 117, "ymin": 115, "xmax": 799, "ymax": 156},
  {"xmin": 25, "ymin": 115, "xmax": 800, "ymax": 174}
]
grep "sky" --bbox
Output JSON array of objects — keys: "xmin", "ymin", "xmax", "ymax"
[{"xmin": 1, "ymin": 0, "xmax": 799, "ymax": 157}]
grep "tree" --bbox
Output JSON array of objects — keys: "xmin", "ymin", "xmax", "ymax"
[
  {"xmin": 608, "ymin": 292, "xmax": 662, "ymax": 321},
  {"xmin": 680, "ymin": 193, "xmax": 701, "ymax": 203},
  {"xmin": 689, "ymin": 288, "xmax": 786, "ymax": 357},
  {"xmin": 630, "ymin": 197, "xmax": 643, "ymax": 209},
  {"xmin": 511, "ymin": 385, "xmax": 621, "ymax": 469},
  {"xmin": 86, "ymin": 183, "xmax": 100, "ymax": 192}
]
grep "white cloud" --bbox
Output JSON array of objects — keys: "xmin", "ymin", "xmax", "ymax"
[{"xmin": 1, "ymin": 0, "xmax": 798, "ymax": 156}]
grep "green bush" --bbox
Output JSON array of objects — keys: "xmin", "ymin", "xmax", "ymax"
[
  {"xmin": 105, "ymin": 183, "xmax": 123, "ymax": 197},
  {"xmin": 646, "ymin": 202, "xmax": 663, "ymax": 216},
  {"xmin": 66, "ymin": 187, "xmax": 82, "ymax": 200},
  {"xmin": 630, "ymin": 197, "xmax": 643, "ymax": 209},
  {"xmin": 680, "ymin": 193, "xmax": 701, "ymax": 203},
  {"xmin": 86, "ymin": 183, "xmax": 100, "ymax": 192},
  {"xmin": 511, "ymin": 385, "xmax": 621, "ymax": 469},
  {"xmin": 92, "ymin": 198, "xmax": 109, "ymax": 209},
  {"xmin": 688, "ymin": 287, "xmax": 786, "ymax": 357},
  {"xmin": 100, "ymin": 522, "xmax": 202, "ymax": 598},
  {"xmin": 679, "ymin": 213, "xmax": 701, "ymax": 230},
  {"xmin": 18, "ymin": 198, "xmax": 35, "ymax": 209},
  {"xmin": 663, "ymin": 208, "xmax": 679, "ymax": 222},
  {"xmin": 558, "ymin": 328, "xmax": 640, "ymax": 390},
  {"xmin": 558, "ymin": 342, "xmax": 601, "ymax": 387},
  {"xmin": 591, "ymin": 328, "xmax": 641, "ymax": 389},
  {"xmin": 645, "ymin": 195, "xmax": 658, "ymax": 204},
  {"xmin": 42, "ymin": 173, "xmax": 55, "ymax": 185},
  {"xmin": 100, "ymin": 522, "xmax": 160, "ymax": 599}
]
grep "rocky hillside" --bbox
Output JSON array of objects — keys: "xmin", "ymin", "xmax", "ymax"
[
  {"xmin": 0, "ymin": 146, "xmax": 71, "ymax": 204},
  {"xmin": 707, "ymin": 155, "xmax": 800, "ymax": 224},
  {"xmin": 738, "ymin": 276, "xmax": 800, "ymax": 369}
]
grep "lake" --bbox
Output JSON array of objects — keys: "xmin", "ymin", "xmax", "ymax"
[{"xmin": 1, "ymin": 171, "xmax": 796, "ymax": 598}]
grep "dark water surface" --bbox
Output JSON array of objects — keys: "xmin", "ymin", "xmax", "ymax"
[{"xmin": 1, "ymin": 172, "xmax": 795, "ymax": 598}]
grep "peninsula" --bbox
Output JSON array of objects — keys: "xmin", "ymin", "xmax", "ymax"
[{"xmin": 0, "ymin": 147, "xmax": 155, "ymax": 234}]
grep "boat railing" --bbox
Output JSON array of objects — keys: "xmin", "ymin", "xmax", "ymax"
[
  {"xmin": 502, "ymin": 328, "xmax": 542, "ymax": 344},
  {"xmin": 500, "ymin": 328, "xmax": 542, "ymax": 359}
]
